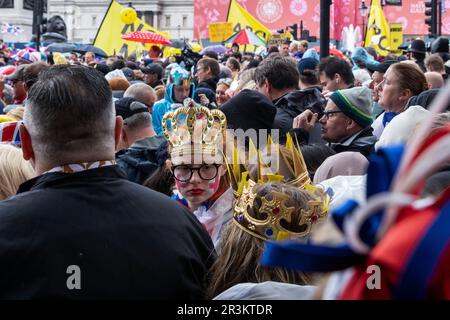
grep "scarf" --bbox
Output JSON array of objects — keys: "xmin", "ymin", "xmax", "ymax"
[
  {"xmin": 45, "ymin": 160, "xmax": 116, "ymax": 174},
  {"xmin": 382, "ymin": 112, "xmax": 399, "ymax": 127}
]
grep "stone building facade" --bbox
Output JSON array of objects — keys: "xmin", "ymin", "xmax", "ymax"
[{"xmin": 1, "ymin": 0, "xmax": 194, "ymax": 43}]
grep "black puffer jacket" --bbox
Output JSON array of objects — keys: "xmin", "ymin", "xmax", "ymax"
[{"xmin": 273, "ymin": 87, "xmax": 326, "ymax": 144}]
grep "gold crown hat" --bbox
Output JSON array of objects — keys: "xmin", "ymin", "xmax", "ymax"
[
  {"xmin": 162, "ymin": 98, "xmax": 227, "ymax": 162},
  {"xmin": 227, "ymin": 134, "xmax": 330, "ymax": 241}
]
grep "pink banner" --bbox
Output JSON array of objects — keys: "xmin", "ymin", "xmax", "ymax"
[
  {"xmin": 194, "ymin": 0, "xmax": 450, "ymax": 41},
  {"xmin": 334, "ymin": 0, "xmax": 355, "ymax": 41}
]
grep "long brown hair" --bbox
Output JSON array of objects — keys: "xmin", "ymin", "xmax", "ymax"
[{"xmin": 205, "ymin": 182, "xmax": 315, "ymax": 299}]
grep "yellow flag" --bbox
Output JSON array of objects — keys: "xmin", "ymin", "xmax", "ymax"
[
  {"xmin": 94, "ymin": 0, "xmax": 170, "ymax": 58},
  {"xmin": 208, "ymin": 22, "xmax": 233, "ymax": 43},
  {"xmin": 389, "ymin": 23, "xmax": 403, "ymax": 54},
  {"xmin": 364, "ymin": 0, "xmax": 391, "ymax": 55},
  {"xmin": 226, "ymin": 0, "xmax": 272, "ymax": 42}
]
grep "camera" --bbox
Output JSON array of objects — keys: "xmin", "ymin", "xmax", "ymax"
[{"xmin": 180, "ymin": 45, "xmax": 202, "ymax": 70}]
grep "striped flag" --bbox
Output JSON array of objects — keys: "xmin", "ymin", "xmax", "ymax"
[
  {"xmin": 0, "ymin": 22, "xmax": 24, "ymax": 36},
  {"xmin": 0, "ymin": 121, "xmax": 21, "ymax": 145}
]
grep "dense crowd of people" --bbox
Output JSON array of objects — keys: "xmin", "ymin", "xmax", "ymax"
[{"xmin": 0, "ymin": 36, "xmax": 449, "ymax": 299}]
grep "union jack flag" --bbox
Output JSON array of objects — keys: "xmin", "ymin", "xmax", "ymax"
[
  {"xmin": 1, "ymin": 22, "xmax": 24, "ymax": 36},
  {"xmin": 0, "ymin": 121, "xmax": 21, "ymax": 145}
]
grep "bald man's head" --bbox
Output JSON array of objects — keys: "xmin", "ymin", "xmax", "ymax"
[
  {"xmin": 425, "ymin": 72, "xmax": 444, "ymax": 90},
  {"xmin": 124, "ymin": 83, "xmax": 157, "ymax": 112}
]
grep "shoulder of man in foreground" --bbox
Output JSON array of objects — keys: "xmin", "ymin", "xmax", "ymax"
[
  {"xmin": 0, "ymin": 170, "xmax": 212, "ymax": 242},
  {"xmin": 0, "ymin": 171, "xmax": 215, "ymax": 299}
]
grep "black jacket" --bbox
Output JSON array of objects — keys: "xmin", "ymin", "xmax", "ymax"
[
  {"xmin": 220, "ymin": 89, "xmax": 277, "ymax": 131},
  {"xmin": 415, "ymin": 59, "xmax": 427, "ymax": 73},
  {"xmin": 0, "ymin": 166, "xmax": 215, "ymax": 299},
  {"xmin": 292, "ymin": 125, "xmax": 377, "ymax": 159},
  {"xmin": 330, "ymin": 126, "xmax": 377, "ymax": 158},
  {"xmin": 408, "ymin": 89, "xmax": 450, "ymax": 111},
  {"xmin": 273, "ymin": 88, "xmax": 326, "ymax": 144},
  {"xmin": 197, "ymin": 76, "xmax": 219, "ymax": 92},
  {"xmin": 116, "ymin": 135, "xmax": 166, "ymax": 185}
]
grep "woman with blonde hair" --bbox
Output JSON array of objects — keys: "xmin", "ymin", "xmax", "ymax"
[
  {"xmin": 234, "ymin": 68, "xmax": 257, "ymax": 93},
  {"xmin": 0, "ymin": 144, "xmax": 35, "ymax": 200},
  {"xmin": 215, "ymin": 78, "xmax": 232, "ymax": 107},
  {"xmin": 207, "ymin": 182, "xmax": 326, "ymax": 299},
  {"xmin": 207, "ymin": 139, "xmax": 328, "ymax": 299},
  {"xmin": 6, "ymin": 106, "xmax": 25, "ymax": 120}
]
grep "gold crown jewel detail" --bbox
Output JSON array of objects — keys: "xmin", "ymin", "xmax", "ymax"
[
  {"xmin": 233, "ymin": 185, "xmax": 328, "ymax": 241},
  {"xmin": 162, "ymin": 98, "xmax": 227, "ymax": 160},
  {"xmin": 229, "ymin": 133, "xmax": 330, "ymax": 241}
]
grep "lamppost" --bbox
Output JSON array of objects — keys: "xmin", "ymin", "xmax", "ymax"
[
  {"xmin": 33, "ymin": 0, "xmax": 45, "ymax": 51},
  {"xmin": 320, "ymin": 0, "xmax": 332, "ymax": 58},
  {"xmin": 359, "ymin": 0, "xmax": 369, "ymax": 44}
]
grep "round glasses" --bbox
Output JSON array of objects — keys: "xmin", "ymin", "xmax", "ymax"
[{"xmin": 172, "ymin": 164, "xmax": 221, "ymax": 182}]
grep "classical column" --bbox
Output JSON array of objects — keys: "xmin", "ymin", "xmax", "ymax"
[
  {"xmin": 153, "ymin": 11, "xmax": 158, "ymax": 29},
  {"xmin": 145, "ymin": 11, "xmax": 155, "ymax": 27}
]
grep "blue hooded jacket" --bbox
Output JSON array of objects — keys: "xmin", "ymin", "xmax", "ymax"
[
  {"xmin": 351, "ymin": 47, "xmax": 378, "ymax": 70},
  {"xmin": 152, "ymin": 83, "xmax": 195, "ymax": 135}
]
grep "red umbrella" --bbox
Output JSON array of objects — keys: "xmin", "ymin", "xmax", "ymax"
[
  {"xmin": 313, "ymin": 46, "xmax": 344, "ymax": 58},
  {"xmin": 121, "ymin": 31, "xmax": 172, "ymax": 45}
]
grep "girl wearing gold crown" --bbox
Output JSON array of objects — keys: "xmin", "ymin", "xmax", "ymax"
[
  {"xmin": 162, "ymin": 100, "xmax": 234, "ymax": 249},
  {"xmin": 205, "ymin": 138, "xmax": 329, "ymax": 299},
  {"xmin": 206, "ymin": 180, "xmax": 328, "ymax": 300}
]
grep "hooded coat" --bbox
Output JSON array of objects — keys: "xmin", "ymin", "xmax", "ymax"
[{"xmin": 152, "ymin": 83, "xmax": 195, "ymax": 135}]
